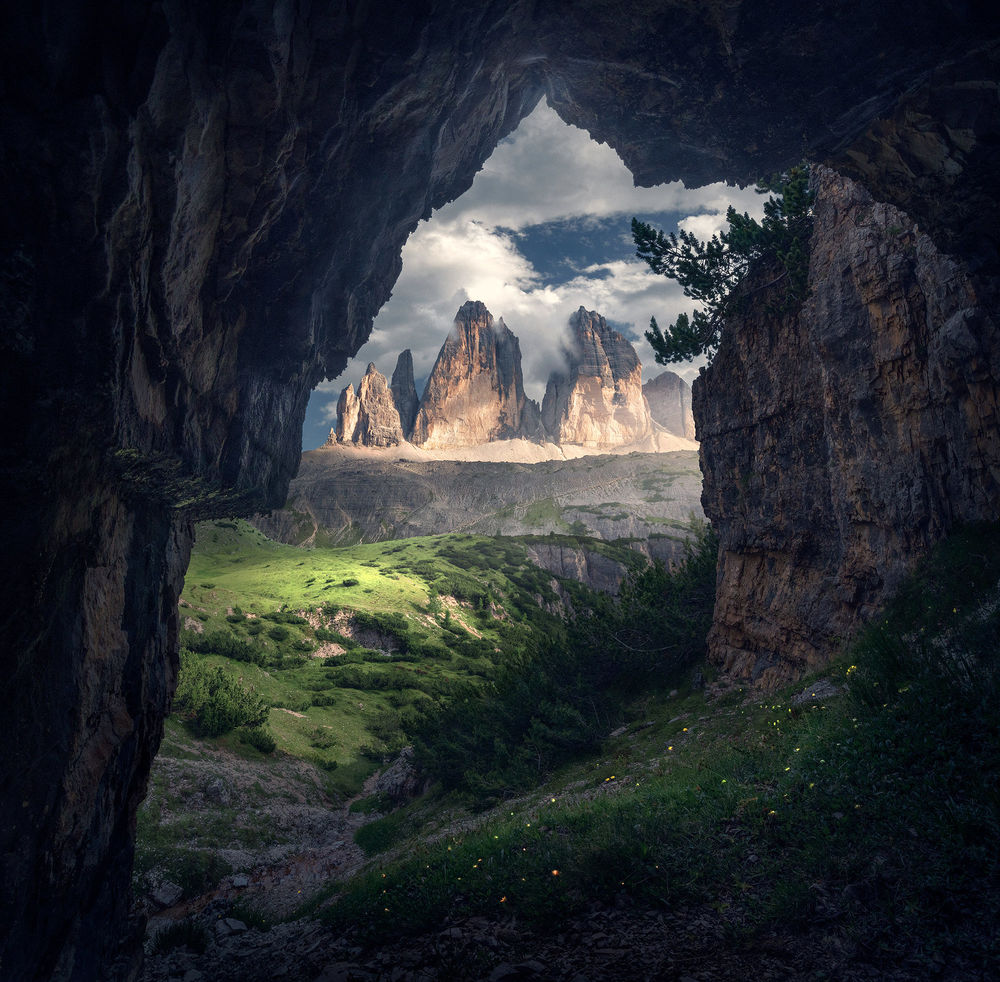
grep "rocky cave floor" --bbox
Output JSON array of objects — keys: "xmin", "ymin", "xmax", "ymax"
[{"xmin": 143, "ymin": 900, "xmax": 914, "ymax": 982}]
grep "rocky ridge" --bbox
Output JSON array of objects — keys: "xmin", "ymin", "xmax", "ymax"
[
  {"xmin": 334, "ymin": 303, "xmax": 672, "ymax": 452},
  {"xmin": 254, "ymin": 448, "xmax": 704, "ymax": 573},
  {"xmin": 334, "ymin": 364, "xmax": 404, "ymax": 447},
  {"xmin": 411, "ymin": 301, "xmax": 541, "ymax": 448},
  {"xmin": 391, "ymin": 350, "xmax": 420, "ymax": 440}
]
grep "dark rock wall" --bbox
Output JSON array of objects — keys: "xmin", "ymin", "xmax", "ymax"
[
  {"xmin": 1, "ymin": 1, "xmax": 998, "ymax": 978},
  {"xmin": 696, "ymin": 167, "xmax": 1000, "ymax": 689},
  {"xmin": 391, "ymin": 350, "xmax": 420, "ymax": 440}
]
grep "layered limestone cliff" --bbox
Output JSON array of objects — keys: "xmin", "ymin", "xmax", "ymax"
[
  {"xmin": 333, "ymin": 363, "xmax": 404, "ymax": 447},
  {"xmin": 411, "ymin": 301, "xmax": 542, "ymax": 448},
  {"xmin": 696, "ymin": 166, "xmax": 1000, "ymax": 689},
  {"xmin": 391, "ymin": 350, "xmax": 420, "ymax": 440},
  {"xmin": 1, "ymin": 2, "xmax": 997, "ymax": 978},
  {"xmin": 542, "ymin": 308, "xmax": 653, "ymax": 447},
  {"xmin": 644, "ymin": 371, "xmax": 696, "ymax": 440}
]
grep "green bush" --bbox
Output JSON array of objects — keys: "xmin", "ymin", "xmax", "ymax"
[
  {"xmin": 354, "ymin": 811, "xmax": 412, "ymax": 855},
  {"xmin": 184, "ymin": 629, "xmax": 265, "ymax": 666},
  {"xmin": 174, "ymin": 652, "xmax": 270, "ymax": 737},
  {"xmin": 262, "ymin": 609, "xmax": 308, "ymax": 624},
  {"xmin": 239, "ymin": 726, "xmax": 277, "ymax": 754},
  {"xmin": 267, "ymin": 624, "xmax": 291, "ymax": 642}
]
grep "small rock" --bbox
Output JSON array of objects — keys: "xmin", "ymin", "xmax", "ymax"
[
  {"xmin": 151, "ymin": 881, "xmax": 184, "ymax": 909},
  {"xmin": 232, "ymin": 874, "xmax": 250, "ymax": 888},
  {"xmin": 182, "ymin": 971, "xmax": 204, "ymax": 982},
  {"xmin": 314, "ymin": 962, "xmax": 374, "ymax": 982},
  {"xmin": 215, "ymin": 918, "xmax": 248, "ymax": 937},
  {"xmin": 488, "ymin": 966, "xmax": 521, "ymax": 982},
  {"xmin": 608, "ymin": 726, "xmax": 627, "ymax": 738},
  {"xmin": 791, "ymin": 678, "xmax": 842, "ymax": 705},
  {"xmin": 205, "ymin": 778, "xmax": 231, "ymax": 805}
]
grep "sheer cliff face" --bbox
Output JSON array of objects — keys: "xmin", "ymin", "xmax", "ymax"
[
  {"xmin": 644, "ymin": 371, "xmax": 696, "ymax": 440},
  {"xmin": 542, "ymin": 308, "xmax": 652, "ymax": 447},
  {"xmin": 334, "ymin": 364, "xmax": 404, "ymax": 447},
  {"xmin": 1, "ymin": 1, "xmax": 997, "ymax": 978},
  {"xmin": 696, "ymin": 166, "xmax": 1000, "ymax": 689},
  {"xmin": 334, "ymin": 385, "xmax": 360, "ymax": 444},
  {"xmin": 391, "ymin": 350, "xmax": 420, "ymax": 440},
  {"xmin": 411, "ymin": 302, "xmax": 539, "ymax": 448}
]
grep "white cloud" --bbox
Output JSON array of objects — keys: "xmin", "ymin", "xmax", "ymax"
[{"xmin": 314, "ymin": 102, "xmax": 764, "ymax": 430}]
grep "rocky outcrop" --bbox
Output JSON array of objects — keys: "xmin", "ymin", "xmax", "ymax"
[
  {"xmin": 542, "ymin": 308, "xmax": 653, "ymax": 447},
  {"xmin": 411, "ymin": 301, "xmax": 541, "ymax": 448},
  {"xmin": 333, "ymin": 364, "xmax": 404, "ymax": 447},
  {"xmin": 644, "ymin": 371, "xmax": 696, "ymax": 440},
  {"xmin": 254, "ymin": 447, "xmax": 704, "ymax": 567},
  {"xmin": 696, "ymin": 166, "xmax": 1000, "ymax": 689},
  {"xmin": 1, "ymin": 3, "xmax": 998, "ymax": 978},
  {"xmin": 522, "ymin": 543, "xmax": 627, "ymax": 595},
  {"xmin": 391, "ymin": 350, "xmax": 420, "ymax": 440}
]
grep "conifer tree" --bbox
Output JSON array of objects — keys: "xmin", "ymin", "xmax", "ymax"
[{"xmin": 632, "ymin": 163, "xmax": 814, "ymax": 364}]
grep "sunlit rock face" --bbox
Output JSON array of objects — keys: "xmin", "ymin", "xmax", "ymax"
[
  {"xmin": 333, "ymin": 384, "xmax": 360, "ymax": 443},
  {"xmin": 542, "ymin": 308, "xmax": 653, "ymax": 447},
  {"xmin": 644, "ymin": 371, "xmax": 696, "ymax": 440},
  {"xmin": 411, "ymin": 301, "xmax": 541, "ymax": 448},
  {"xmin": 0, "ymin": 2, "xmax": 997, "ymax": 978},
  {"xmin": 333, "ymin": 364, "xmax": 404, "ymax": 447},
  {"xmin": 391, "ymin": 350, "xmax": 420, "ymax": 440},
  {"xmin": 696, "ymin": 166, "xmax": 1000, "ymax": 690}
]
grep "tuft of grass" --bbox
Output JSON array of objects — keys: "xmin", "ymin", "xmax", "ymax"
[{"xmin": 150, "ymin": 919, "xmax": 209, "ymax": 955}]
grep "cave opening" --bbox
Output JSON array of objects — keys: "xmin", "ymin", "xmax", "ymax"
[
  {"xmin": 301, "ymin": 101, "xmax": 761, "ymax": 451},
  {"xmin": 2, "ymin": 4, "xmax": 998, "ymax": 980}
]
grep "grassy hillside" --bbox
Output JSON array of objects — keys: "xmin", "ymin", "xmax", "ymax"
[
  {"xmin": 144, "ymin": 520, "xmax": 1000, "ymax": 981},
  {"xmin": 307, "ymin": 520, "xmax": 1000, "ymax": 978},
  {"xmin": 176, "ymin": 520, "xmax": 650, "ymax": 777},
  {"xmin": 137, "ymin": 520, "xmax": 667, "ymax": 898}
]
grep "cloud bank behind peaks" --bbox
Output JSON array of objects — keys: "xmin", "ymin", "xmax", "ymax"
[{"xmin": 305, "ymin": 102, "xmax": 763, "ymax": 447}]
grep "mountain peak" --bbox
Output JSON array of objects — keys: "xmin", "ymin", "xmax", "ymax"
[
  {"xmin": 542, "ymin": 308, "xmax": 651, "ymax": 447},
  {"xmin": 411, "ymin": 302, "xmax": 541, "ymax": 448}
]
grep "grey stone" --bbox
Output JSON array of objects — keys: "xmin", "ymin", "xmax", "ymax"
[
  {"xmin": 215, "ymin": 918, "xmax": 248, "ymax": 937},
  {"xmin": 791, "ymin": 679, "xmax": 842, "ymax": 705},
  {"xmin": 314, "ymin": 962, "xmax": 374, "ymax": 982},
  {"xmin": 151, "ymin": 881, "xmax": 184, "ymax": 909}
]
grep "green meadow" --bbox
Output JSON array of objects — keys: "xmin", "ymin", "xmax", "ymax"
[{"xmin": 173, "ymin": 519, "xmax": 647, "ymax": 790}]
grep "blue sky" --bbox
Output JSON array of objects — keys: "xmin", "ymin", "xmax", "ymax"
[{"xmin": 302, "ymin": 103, "xmax": 763, "ymax": 449}]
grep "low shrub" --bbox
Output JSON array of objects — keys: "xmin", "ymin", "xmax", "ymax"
[
  {"xmin": 174, "ymin": 652, "xmax": 270, "ymax": 737},
  {"xmin": 239, "ymin": 726, "xmax": 277, "ymax": 754},
  {"xmin": 184, "ymin": 629, "xmax": 265, "ymax": 666}
]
